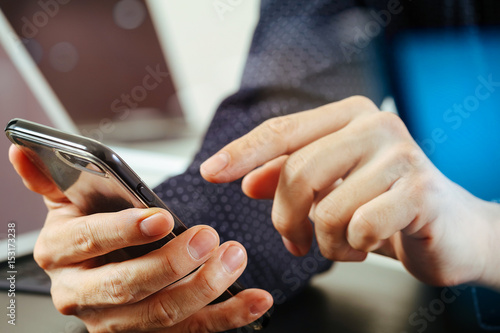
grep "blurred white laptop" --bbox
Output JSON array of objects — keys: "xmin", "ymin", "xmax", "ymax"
[{"xmin": 0, "ymin": 1, "xmax": 192, "ymax": 262}]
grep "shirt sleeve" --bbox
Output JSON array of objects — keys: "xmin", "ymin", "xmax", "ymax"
[
  {"xmin": 472, "ymin": 287, "xmax": 500, "ymax": 331},
  {"xmin": 153, "ymin": 0, "xmax": 385, "ymax": 301}
]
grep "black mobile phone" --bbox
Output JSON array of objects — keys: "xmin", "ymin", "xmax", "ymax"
[{"xmin": 5, "ymin": 118, "xmax": 269, "ymax": 331}]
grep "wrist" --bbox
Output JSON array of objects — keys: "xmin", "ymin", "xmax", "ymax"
[{"xmin": 476, "ymin": 201, "xmax": 500, "ymax": 292}]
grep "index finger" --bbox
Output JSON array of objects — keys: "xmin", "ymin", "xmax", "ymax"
[{"xmin": 200, "ymin": 96, "xmax": 377, "ymax": 183}]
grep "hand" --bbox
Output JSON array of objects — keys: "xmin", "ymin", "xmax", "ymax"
[
  {"xmin": 9, "ymin": 145, "xmax": 273, "ymax": 332},
  {"xmin": 201, "ymin": 96, "xmax": 500, "ymax": 289}
]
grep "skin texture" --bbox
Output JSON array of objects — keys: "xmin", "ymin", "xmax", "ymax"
[
  {"xmin": 201, "ymin": 96, "xmax": 500, "ymax": 291},
  {"xmin": 8, "ymin": 144, "xmax": 273, "ymax": 333}
]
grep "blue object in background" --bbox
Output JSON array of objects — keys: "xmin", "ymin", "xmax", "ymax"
[{"xmin": 393, "ymin": 28, "xmax": 500, "ymax": 201}]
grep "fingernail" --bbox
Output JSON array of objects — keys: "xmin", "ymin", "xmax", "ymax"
[
  {"xmin": 249, "ymin": 297, "xmax": 271, "ymax": 316},
  {"xmin": 188, "ymin": 229, "xmax": 219, "ymax": 260},
  {"xmin": 221, "ymin": 246, "xmax": 245, "ymax": 274},
  {"xmin": 140, "ymin": 213, "xmax": 172, "ymax": 237},
  {"xmin": 201, "ymin": 152, "xmax": 229, "ymax": 176}
]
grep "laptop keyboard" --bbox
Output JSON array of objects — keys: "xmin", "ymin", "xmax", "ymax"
[{"xmin": 0, "ymin": 254, "xmax": 51, "ymax": 294}]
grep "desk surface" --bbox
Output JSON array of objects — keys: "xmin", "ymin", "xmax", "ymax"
[{"xmin": 0, "ymin": 257, "xmax": 458, "ymax": 333}]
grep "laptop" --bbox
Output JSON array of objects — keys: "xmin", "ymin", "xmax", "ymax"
[
  {"xmin": 0, "ymin": 0, "xmax": 189, "ymax": 142},
  {"xmin": 0, "ymin": 0, "xmax": 191, "ymax": 292}
]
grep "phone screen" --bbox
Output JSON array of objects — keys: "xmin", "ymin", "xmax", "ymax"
[
  {"xmin": 15, "ymin": 136, "xmax": 144, "ymax": 214},
  {"xmin": 7, "ymin": 125, "xmax": 177, "ymax": 260}
]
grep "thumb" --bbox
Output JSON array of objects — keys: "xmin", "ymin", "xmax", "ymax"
[{"xmin": 9, "ymin": 144, "xmax": 68, "ymax": 204}]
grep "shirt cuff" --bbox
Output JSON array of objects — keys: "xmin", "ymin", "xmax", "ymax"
[{"xmin": 472, "ymin": 286, "xmax": 500, "ymax": 330}]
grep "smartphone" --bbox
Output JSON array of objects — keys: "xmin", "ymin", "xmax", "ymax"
[{"xmin": 5, "ymin": 118, "xmax": 269, "ymax": 330}]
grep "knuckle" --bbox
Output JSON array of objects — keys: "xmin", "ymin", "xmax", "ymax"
[
  {"xmin": 399, "ymin": 143, "xmax": 426, "ymax": 171},
  {"xmin": 196, "ymin": 273, "xmax": 221, "ymax": 301},
  {"xmin": 147, "ymin": 295, "xmax": 179, "ymax": 328},
  {"xmin": 271, "ymin": 209, "xmax": 293, "ymax": 236},
  {"xmin": 33, "ymin": 238, "xmax": 52, "ymax": 270},
  {"xmin": 371, "ymin": 111, "xmax": 407, "ymax": 137},
  {"xmin": 281, "ymin": 152, "xmax": 309, "ymax": 185},
  {"xmin": 51, "ymin": 290, "xmax": 77, "ymax": 316},
  {"xmin": 384, "ymin": 143, "xmax": 421, "ymax": 181},
  {"xmin": 317, "ymin": 241, "xmax": 346, "ymax": 261},
  {"xmin": 248, "ymin": 116, "xmax": 294, "ymax": 151},
  {"xmin": 52, "ymin": 298, "xmax": 71, "ymax": 315},
  {"xmin": 53, "ymin": 302, "xmax": 76, "ymax": 316},
  {"xmin": 394, "ymin": 142, "xmax": 420, "ymax": 165},
  {"xmin": 345, "ymin": 95, "xmax": 379, "ymax": 112},
  {"xmin": 312, "ymin": 200, "xmax": 345, "ymax": 259},
  {"xmin": 317, "ymin": 241, "xmax": 353, "ymax": 262},
  {"xmin": 351, "ymin": 209, "xmax": 375, "ymax": 236},
  {"xmin": 409, "ymin": 172, "xmax": 436, "ymax": 204},
  {"xmin": 101, "ymin": 268, "xmax": 135, "ymax": 305},
  {"xmin": 161, "ymin": 252, "xmax": 184, "ymax": 280},
  {"xmin": 350, "ymin": 210, "xmax": 378, "ymax": 251},
  {"xmin": 73, "ymin": 220, "xmax": 101, "ymax": 256},
  {"xmin": 313, "ymin": 198, "xmax": 343, "ymax": 232},
  {"xmin": 263, "ymin": 115, "xmax": 296, "ymax": 137},
  {"xmin": 317, "ymin": 241, "xmax": 335, "ymax": 260}
]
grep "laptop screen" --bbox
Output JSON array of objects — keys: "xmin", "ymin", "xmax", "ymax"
[
  {"xmin": 0, "ymin": 0, "xmax": 185, "ymax": 142},
  {"xmin": 0, "ymin": 0, "xmax": 186, "ymax": 258}
]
